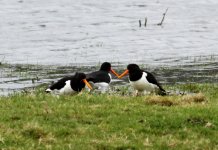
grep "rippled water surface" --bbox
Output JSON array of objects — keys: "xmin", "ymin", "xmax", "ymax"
[
  {"xmin": 1, "ymin": 0, "xmax": 218, "ymax": 65},
  {"xmin": 0, "ymin": 0, "xmax": 218, "ymax": 95}
]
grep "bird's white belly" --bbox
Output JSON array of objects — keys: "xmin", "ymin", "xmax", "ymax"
[
  {"xmin": 90, "ymin": 82, "xmax": 109, "ymax": 93},
  {"xmin": 130, "ymin": 80, "xmax": 154, "ymax": 92},
  {"xmin": 59, "ymin": 80, "xmax": 76, "ymax": 94},
  {"xmin": 129, "ymin": 73, "xmax": 157, "ymax": 92}
]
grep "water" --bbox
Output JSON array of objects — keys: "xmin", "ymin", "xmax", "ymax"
[
  {"xmin": 0, "ymin": 61, "xmax": 217, "ymax": 96},
  {"xmin": 0, "ymin": 0, "xmax": 218, "ymax": 95}
]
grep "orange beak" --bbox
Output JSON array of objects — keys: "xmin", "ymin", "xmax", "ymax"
[
  {"xmin": 110, "ymin": 69, "xmax": 119, "ymax": 77},
  {"xmin": 118, "ymin": 69, "xmax": 129, "ymax": 79},
  {"xmin": 82, "ymin": 79, "xmax": 92, "ymax": 90}
]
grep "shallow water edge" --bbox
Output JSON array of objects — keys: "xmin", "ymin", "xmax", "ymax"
[{"xmin": 1, "ymin": 57, "xmax": 217, "ymax": 96}]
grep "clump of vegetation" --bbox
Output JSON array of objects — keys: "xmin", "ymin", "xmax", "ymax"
[
  {"xmin": 146, "ymin": 95, "xmax": 177, "ymax": 106},
  {"xmin": 146, "ymin": 93, "xmax": 207, "ymax": 106},
  {"xmin": 0, "ymin": 83, "xmax": 217, "ymax": 149},
  {"xmin": 181, "ymin": 93, "xmax": 206, "ymax": 103}
]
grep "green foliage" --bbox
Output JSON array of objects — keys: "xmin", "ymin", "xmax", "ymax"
[{"xmin": 0, "ymin": 84, "xmax": 218, "ymax": 149}]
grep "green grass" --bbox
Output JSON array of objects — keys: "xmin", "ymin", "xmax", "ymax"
[{"xmin": 0, "ymin": 84, "xmax": 218, "ymax": 150}]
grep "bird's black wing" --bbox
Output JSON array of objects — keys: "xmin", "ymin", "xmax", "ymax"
[
  {"xmin": 144, "ymin": 70, "xmax": 166, "ymax": 93},
  {"xmin": 86, "ymin": 71, "xmax": 110, "ymax": 83},
  {"xmin": 49, "ymin": 76, "xmax": 72, "ymax": 90}
]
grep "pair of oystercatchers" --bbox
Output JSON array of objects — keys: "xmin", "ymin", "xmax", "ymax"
[
  {"xmin": 45, "ymin": 62, "xmax": 119, "ymax": 94},
  {"xmin": 46, "ymin": 62, "xmax": 166, "ymax": 95}
]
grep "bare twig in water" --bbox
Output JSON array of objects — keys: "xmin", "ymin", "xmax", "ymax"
[
  {"xmin": 144, "ymin": 17, "xmax": 147, "ymax": 27},
  {"xmin": 139, "ymin": 20, "xmax": 141, "ymax": 27},
  {"xmin": 157, "ymin": 8, "xmax": 168, "ymax": 26}
]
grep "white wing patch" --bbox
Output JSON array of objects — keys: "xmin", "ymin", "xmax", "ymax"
[{"xmin": 108, "ymin": 73, "xmax": 112, "ymax": 82}]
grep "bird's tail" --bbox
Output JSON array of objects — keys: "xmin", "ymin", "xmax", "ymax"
[
  {"xmin": 45, "ymin": 88, "xmax": 52, "ymax": 93},
  {"xmin": 158, "ymin": 86, "xmax": 167, "ymax": 96}
]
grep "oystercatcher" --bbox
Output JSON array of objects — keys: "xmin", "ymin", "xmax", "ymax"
[
  {"xmin": 118, "ymin": 64, "xmax": 166, "ymax": 95},
  {"xmin": 86, "ymin": 62, "xmax": 119, "ymax": 92},
  {"xmin": 45, "ymin": 72, "xmax": 92, "ymax": 94}
]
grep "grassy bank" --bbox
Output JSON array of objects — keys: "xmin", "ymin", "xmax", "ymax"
[{"xmin": 0, "ymin": 84, "xmax": 218, "ymax": 149}]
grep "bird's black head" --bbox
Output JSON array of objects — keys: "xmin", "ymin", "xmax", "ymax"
[
  {"xmin": 73, "ymin": 72, "xmax": 92, "ymax": 90},
  {"xmin": 127, "ymin": 64, "xmax": 143, "ymax": 81},
  {"xmin": 75, "ymin": 72, "xmax": 86, "ymax": 81},
  {"xmin": 127, "ymin": 64, "xmax": 141, "ymax": 73},
  {"xmin": 100, "ymin": 62, "xmax": 111, "ymax": 72}
]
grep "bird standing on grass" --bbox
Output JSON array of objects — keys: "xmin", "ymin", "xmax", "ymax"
[
  {"xmin": 45, "ymin": 72, "xmax": 92, "ymax": 95},
  {"xmin": 118, "ymin": 64, "xmax": 166, "ymax": 95},
  {"xmin": 86, "ymin": 62, "xmax": 119, "ymax": 92}
]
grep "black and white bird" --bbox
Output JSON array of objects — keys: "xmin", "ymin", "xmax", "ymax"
[
  {"xmin": 86, "ymin": 62, "xmax": 119, "ymax": 92},
  {"xmin": 118, "ymin": 64, "xmax": 166, "ymax": 95},
  {"xmin": 45, "ymin": 72, "xmax": 92, "ymax": 95}
]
